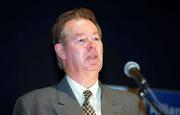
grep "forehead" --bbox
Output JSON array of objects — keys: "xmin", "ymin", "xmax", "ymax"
[{"xmin": 63, "ymin": 18, "xmax": 99, "ymax": 36}]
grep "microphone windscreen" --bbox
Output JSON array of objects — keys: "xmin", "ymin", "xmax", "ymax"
[{"xmin": 124, "ymin": 61, "xmax": 140, "ymax": 77}]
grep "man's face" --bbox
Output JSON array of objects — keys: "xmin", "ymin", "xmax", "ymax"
[{"xmin": 58, "ymin": 18, "xmax": 103, "ymax": 73}]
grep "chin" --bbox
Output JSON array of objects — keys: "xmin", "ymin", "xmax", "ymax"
[{"xmin": 85, "ymin": 66, "xmax": 102, "ymax": 71}]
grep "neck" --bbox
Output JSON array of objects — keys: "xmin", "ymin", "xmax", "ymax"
[{"xmin": 66, "ymin": 71, "xmax": 99, "ymax": 88}]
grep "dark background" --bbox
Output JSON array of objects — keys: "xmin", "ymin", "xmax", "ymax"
[{"xmin": 0, "ymin": 0, "xmax": 179, "ymax": 114}]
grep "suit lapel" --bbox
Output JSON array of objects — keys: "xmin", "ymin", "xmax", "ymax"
[
  {"xmin": 52, "ymin": 79, "xmax": 122, "ymax": 115},
  {"xmin": 100, "ymin": 84, "xmax": 123, "ymax": 115},
  {"xmin": 53, "ymin": 77, "xmax": 83, "ymax": 115}
]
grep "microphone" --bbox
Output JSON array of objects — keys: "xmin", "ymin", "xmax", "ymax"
[
  {"xmin": 124, "ymin": 61, "xmax": 167, "ymax": 115},
  {"xmin": 124, "ymin": 61, "xmax": 148, "ymax": 89}
]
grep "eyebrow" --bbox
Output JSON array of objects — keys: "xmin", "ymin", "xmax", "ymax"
[
  {"xmin": 74, "ymin": 32, "xmax": 100, "ymax": 37},
  {"xmin": 74, "ymin": 33, "xmax": 86, "ymax": 37}
]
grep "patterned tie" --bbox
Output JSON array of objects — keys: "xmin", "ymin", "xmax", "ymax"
[{"xmin": 81, "ymin": 90, "xmax": 96, "ymax": 115}]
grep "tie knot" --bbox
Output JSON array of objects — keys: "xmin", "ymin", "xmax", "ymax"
[{"xmin": 83, "ymin": 90, "xmax": 92, "ymax": 99}]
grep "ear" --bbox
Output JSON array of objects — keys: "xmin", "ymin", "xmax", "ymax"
[{"xmin": 54, "ymin": 43, "xmax": 66, "ymax": 60}]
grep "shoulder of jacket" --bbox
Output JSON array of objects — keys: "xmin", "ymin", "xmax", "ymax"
[
  {"xmin": 17, "ymin": 85, "xmax": 58, "ymax": 103},
  {"xmin": 102, "ymin": 84, "xmax": 139, "ymax": 100}
]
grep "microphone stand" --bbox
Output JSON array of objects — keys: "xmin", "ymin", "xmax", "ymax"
[{"xmin": 138, "ymin": 84, "xmax": 166, "ymax": 115}]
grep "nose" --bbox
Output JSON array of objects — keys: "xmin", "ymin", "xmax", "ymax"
[{"xmin": 86, "ymin": 40, "xmax": 96, "ymax": 51}]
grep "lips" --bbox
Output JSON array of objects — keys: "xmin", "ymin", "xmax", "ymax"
[{"xmin": 86, "ymin": 55, "xmax": 97, "ymax": 60}]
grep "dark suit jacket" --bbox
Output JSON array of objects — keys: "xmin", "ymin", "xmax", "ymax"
[{"xmin": 13, "ymin": 77, "xmax": 145, "ymax": 115}]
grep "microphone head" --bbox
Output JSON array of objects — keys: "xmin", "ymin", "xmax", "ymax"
[{"xmin": 124, "ymin": 61, "xmax": 140, "ymax": 78}]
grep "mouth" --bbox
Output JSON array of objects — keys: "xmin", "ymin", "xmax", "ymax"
[{"xmin": 86, "ymin": 55, "xmax": 97, "ymax": 60}]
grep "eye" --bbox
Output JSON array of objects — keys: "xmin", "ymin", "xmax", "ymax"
[
  {"xmin": 77, "ymin": 38, "xmax": 87, "ymax": 44},
  {"xmin": 94, "ymin": 37, "xmax": 100, "ymax": 41},
  {"xmin": 92, "ymin": 36, "xmax": 101, "ymax": 41}
]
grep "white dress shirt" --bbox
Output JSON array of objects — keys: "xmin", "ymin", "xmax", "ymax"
[{"xmin": 66, "ymin": 75, "xmax": 101, "ymax": 115}]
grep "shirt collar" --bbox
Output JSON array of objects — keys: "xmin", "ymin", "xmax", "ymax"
[{"xmin": 66, "ymin": 75, "xmax": 99, "ymax": 99}]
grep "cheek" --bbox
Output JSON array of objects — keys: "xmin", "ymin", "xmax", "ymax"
[
  {"xmin": 98, "ymin": 44, "xmax": 103, "ymax": 55},
  {"xmin": 70, "ymin": 48, "xmax": 85, "ymax": 61},
  {"xmin": 99, "ymin": 45, "xmax": 103, "ymax": 62}
]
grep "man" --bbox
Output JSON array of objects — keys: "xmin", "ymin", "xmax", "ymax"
[{"xmin": 13, "ymin": 8, "xmax": 145, "ymax": 115}]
